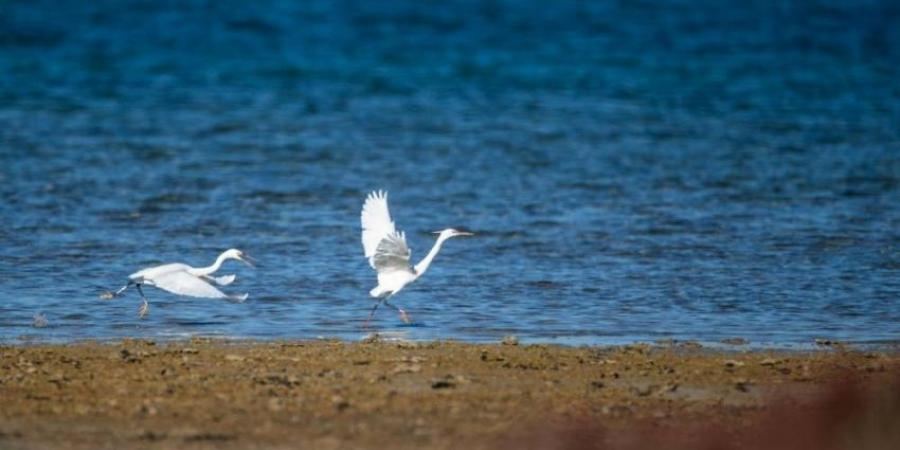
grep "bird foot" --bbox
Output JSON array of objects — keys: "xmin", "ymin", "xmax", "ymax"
[
  {"xmin": 99, "ymin": 291, "xmax": 115, "ymax": 300},
  {"xmin": 399, "ymin": 309, "xmax": 411, "ymax": 324},
  {"xmin": 138, "ymin": 299, "xmax": 149, "ymax": 319}
]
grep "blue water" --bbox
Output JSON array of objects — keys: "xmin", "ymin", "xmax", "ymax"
[{"xmin": 1, "ymin": 0, "xmax": 899, "ymax": 346}]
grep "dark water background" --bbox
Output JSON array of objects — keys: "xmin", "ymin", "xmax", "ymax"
[{"xmin": 1, "ymin": 0, "xmax": 899, "ymax": 346}]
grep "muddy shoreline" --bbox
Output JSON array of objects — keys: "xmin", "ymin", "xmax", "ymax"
[{"xmin": 2, "ymin": 340, "xmax": 898, "ymax": 449}]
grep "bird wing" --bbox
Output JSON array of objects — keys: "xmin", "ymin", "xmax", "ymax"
[
  {"xmin": 205, "ymin": 274, "xmax": 236, "ymax": 286},
  {"xmin": 361, "ymin": 190, "xmax": 400, "ymax": 268},
  {"xmin": 372, "ymin": 231, "xmax": 412, "ymax": 273},
  {"xmin": 150, "ymin": 271, "xmax": 230, "ymax": 299}
]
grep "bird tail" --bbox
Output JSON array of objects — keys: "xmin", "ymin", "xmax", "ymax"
[
  {"xmin": 369, "ymin": 286, "xmax": 391, "ymax": 298},
  {"xmin": 228, "ymin": 293, "xmax": 249, "ymax": 303}
]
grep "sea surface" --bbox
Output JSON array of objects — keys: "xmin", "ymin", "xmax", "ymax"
[{"xmin": 1, "ymin": 0, "xmax": 899, "ymax": 346}]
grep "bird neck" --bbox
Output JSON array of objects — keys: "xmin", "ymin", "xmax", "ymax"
[
  {"xmin": 192, "ymin": 251, "xmax": 230, "ymax": 276},
  {"xmin": 414, "ymin": 235, "xmax": 449, "ymax": 276}
]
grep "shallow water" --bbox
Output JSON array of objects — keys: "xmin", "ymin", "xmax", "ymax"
[{"xmin": 1, "ymin": 0, "xmax": 898, "ymax": 346}]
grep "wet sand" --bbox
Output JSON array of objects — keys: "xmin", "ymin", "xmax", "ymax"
[{"xmin": 1, "ymin": 339, "xmax": 898, "ymax": 450}]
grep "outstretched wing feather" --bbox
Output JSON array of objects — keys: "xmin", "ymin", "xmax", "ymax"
[
  {"xmin": 372, "ymin": 231, "xmax": 412, "ymax": 273},
  {"xmin": 151, "ymin": 271, "xmax": 230, "ymax": 299},
  {"xmin": 361, "ymin": 190, "xmax": 399, "ymax": 268}
]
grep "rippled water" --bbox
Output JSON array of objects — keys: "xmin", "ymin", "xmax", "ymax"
[{"xmin": 1, "ymin": 0, "xmax": 899, "ymax": 346}]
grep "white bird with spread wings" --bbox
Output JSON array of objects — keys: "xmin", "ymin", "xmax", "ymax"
[
  {"xmin": 361, "ymin": 190, "xmax": 473, "ymax": 324},
  {"xmin": 101, "ymin": 248, "xmax": 256, "ymax": 318}
]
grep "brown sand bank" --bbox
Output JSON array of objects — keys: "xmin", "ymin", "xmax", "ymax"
[{"xmin": 1, "ymin": 339, "xmax": 898, "ymax": 450}]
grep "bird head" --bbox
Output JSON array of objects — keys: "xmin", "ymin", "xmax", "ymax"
[
  {"xmin": 432, "ymin": 228, "xmax": 475, "ymax": 239},
  {"xmin": 223, "ymin": 248, "xmax": 256, "ymax": 267}
]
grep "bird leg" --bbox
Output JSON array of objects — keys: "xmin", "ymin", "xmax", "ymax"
[
  {"xmin": 114, "ymin": 283, "xmax": 131, "ymax": 296},
  {"xmin": 136, "ymin": 284, "xmax": 150, "ymax": 319},
  {"xmin": 139, "ymin": 299, "xmax": 149, "ymax": 319},
  {"xmin": 364, "ymin": 302, "xmax": 381, "ymax": 328},
  {"xmin": 100, "ymin": 282, "xmax": 133, "ymax": 300},
  {"xmin": 384, "ymin": 300, "xmax": 411, "ymax": 324}
]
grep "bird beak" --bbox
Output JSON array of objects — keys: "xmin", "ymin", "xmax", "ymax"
[
  {"xmin": 457, "ymin": 231, "xmax": 474, "ymax": 236},
  {"xmin": 432, "ymin": 231, "xmax": 442, "ymax": 235},
  {"xmin": 239, "ymin": 254, "xmax": 257, "ymax": 268}
]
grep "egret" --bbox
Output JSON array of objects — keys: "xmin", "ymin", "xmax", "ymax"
[
  {"xmin": 361, "ymin": 190, "xmax": 473, "ymax": 324},
  {"xmin": 100, "ymin": 248, "xmax": 255, "ymax": 318}
]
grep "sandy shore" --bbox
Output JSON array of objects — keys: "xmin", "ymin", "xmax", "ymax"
[{"xmin": 1, "ymin": 339, "xmax": 898, "ymax": 450}]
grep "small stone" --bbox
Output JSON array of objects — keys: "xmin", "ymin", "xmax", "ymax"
[
  {"xmin": 622, "ymin": 344, "xmax": 650, "ymax": 354},
  {"xmin": 431, "ymin": 379, "xmax": 455, "ymax": 389},
  {"xmin": 138, "ymin": 403, "xmax": 158, "ymax": 417},
  {"xmin": 120, "ymin": 349, "xmax": 141, "ymax": 363},
  {"xmin": 255, "ymin": 373, "xmax": 300, "ymax": 387},
  {"xmin": 864, "ymin": 363, "xmax": 885, "ymax": 373},
  {"xmin": 452, "ymin": 374, "xmax": 471, "ymax": 384},
  {"xmin": 267, "ymin": 398, "xmax": 284, "ymax": 412},
  {"xmin": 724, "ymin": 360, "xmax": 744, "ymax": 368},
  {"xmin": 393, "ymin": 355, "xmax": 426, "ymax": 363},
  {"xmin": 631, "ymin": 384, "xmax": 657, "ymax": 397},
  {"xmin": 225, "ymin": 354, "xmax": 245, "ymax": 362},
  {"xmin": 392, "ymin": 363, "xmax": 422, "ymax": 374},
  {"xmin": 792, "ymin": 365, "xmax": 813, "ymax": 381},
  {"xmin": 331, "ymin": 395, "xmax": 349, "ymax": 411},
  {"xmin": 590, "ymin": 381, "xmax": 605, "ymax": 389},
  {"xmin": 760, "ymin": 358, "xmax": 780, "ymax": 366},
  {"xmin": 360, "ymin": 333, "xmax": 381, "ymax": 344},
  {"xmin": 138, "ymin": 430, "xmax": 166, "ymax": 441},
  {"xmin": 501, "ymin": 335, "xmax": 519, "ymax": 346}
]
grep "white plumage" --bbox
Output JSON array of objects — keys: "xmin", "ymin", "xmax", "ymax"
[
  {"xmin": 360, "ymin": 190, "xmax": 473, "ymax": 324},
  {"xmin": 133, "ymin": 267, "xmax": 244, "ymax": 300},
  {"xmin": 361, "ymin": 190, "xmax": 398, "ymax": 267},
  {"xmin": 102, "ymin": 248, "xmax": 255, "ymax": 318}
]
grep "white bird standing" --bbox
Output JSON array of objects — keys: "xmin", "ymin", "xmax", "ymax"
[
  {"xmin": 361, "ymin": 190, "xmax": 473, "ymax": 324},
  {"xmin": 101, "ymin": 248, "xmax": 255, "ymax": 318}
]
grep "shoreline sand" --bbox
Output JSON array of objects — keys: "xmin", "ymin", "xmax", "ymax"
[{"xmin": 2, "ymin": 340, "xmax": 899, "ymax": 449}]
